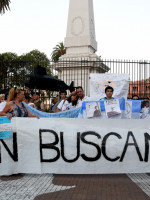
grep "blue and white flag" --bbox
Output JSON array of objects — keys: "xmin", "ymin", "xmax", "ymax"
[
  {"xmin": 0, "ymin": 117, "xmax": 11, "ymax": 139},
  {"xmin": 24, "ymin": 103, "xmax": 81, "ymax": 118},
  {"xmin": 80, "ymin": 97, "xmax": 125, "ymax": 119},
  {"xmin": 125, "ymin": 100, "xmax": 150, "ymax": 119}
]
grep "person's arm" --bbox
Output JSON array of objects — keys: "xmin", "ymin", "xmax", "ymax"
[
  {"xmin": 56, "ymin": 100, "xmax": 64, "ymax": 112},
  {"xmin": 0, "ymin": 102, "xmax": 13, "ymax": 119},
  {"xmin": 56, "ymin": 107, "xmax": 61, "ymax": 112},
  {"xmin": 24, "ymin": 105, "xmax": 39, "ymax": 119}
]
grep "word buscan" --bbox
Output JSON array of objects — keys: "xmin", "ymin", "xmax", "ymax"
[{"xmin": 39, "ymin": 129, "xmax": 150, "ymax": 163}]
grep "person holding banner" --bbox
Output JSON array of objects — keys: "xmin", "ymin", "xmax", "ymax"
[
  {"xmin": 56, "ymin": 91, "xmax": 78, "ymax": 112},
  {"xmin": 0, "ymin": 93, "xmax": 8, "ymax": 111},
  {"xmin": 0, "ymin": 88, "xmax": 39, "ymax": 119},
  {"xmin": 103, "ymin": 86, "xmax": 114, "ymax": 100},
  {"xmin": 33, "ymin": 92, "xmax": 45, "ymax": 112},
  {"xmin": 76, "ymin": 86, "xmax": 89, "ymax": 107},
  {"xmin": 54, "ymin": 90, "xmax": 67, "ymax": 112}
]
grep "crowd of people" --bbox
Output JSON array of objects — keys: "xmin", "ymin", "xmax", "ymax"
[
  {"xmin": 0, "ymin": 86, "xmax": 87, "ymax": 119},
  {"xmin": 0, "ymin": 85, "xmax": 149, "ymax": 119}
]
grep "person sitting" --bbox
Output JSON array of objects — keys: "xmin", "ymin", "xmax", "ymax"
[
  {"xmin": 56, "ymin": 91, "xmax": 78, "ymax": 112},
  {"xmin": 0, "ymin": 88, "xmax": 39, "ymax": 119},
  {"xmin": 76, "ymin": 86, "xmax": 89, "ymax": 107},
  {"xmin": 103, "ymin": 86, "xmax": 114, "ymax": 99}
]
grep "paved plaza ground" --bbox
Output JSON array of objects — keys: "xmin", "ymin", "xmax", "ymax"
[{"xmin": 0, "ymin": 173, "xmax": 150, "ymax": 200}]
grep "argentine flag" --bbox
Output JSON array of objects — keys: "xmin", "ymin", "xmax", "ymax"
[{"xmin": 0, "ymin": 117, "xmax": 11, "ymax": 139}]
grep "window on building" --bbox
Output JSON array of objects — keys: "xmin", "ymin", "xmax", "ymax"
[{"xmin": 133, "ymin": 86, "xmax": 138, "ymax": 92}]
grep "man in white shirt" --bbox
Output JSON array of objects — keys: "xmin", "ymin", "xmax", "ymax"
[{"xmin": 76, "ymin": 86, "xmax": 89, "ymax": 107}]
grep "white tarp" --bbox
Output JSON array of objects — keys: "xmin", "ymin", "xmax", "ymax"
[
  {"xmin": 0, "ymin": 117, "xmax": 150, "ymax": 175},
  {"xmin": 90, "ymin": 73, "xmax": 130, "ymax": 100}
]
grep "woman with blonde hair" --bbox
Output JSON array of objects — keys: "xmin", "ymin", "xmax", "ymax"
[{"xmin": 0, "ymin": 87, "xmax": 39, "ymax": 119}]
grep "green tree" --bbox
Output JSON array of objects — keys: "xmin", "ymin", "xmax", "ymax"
[
  {"xmin": 51, "ymin": 42, "xmax": 66, "ymax": 62},
  {"xmin": 19, "ymin": 49, "xmax": 51, "ymax": 75},
  {"xmin": 0, "ymin": 52, "xmax": 18, "ymax": 92},
  {"xmin": 0, "ymin": 50, "xmax": 51, "ymax": 92},
  {"xmin": 0, "ymin": 0, "xmax": 11, "ymax": 14}
]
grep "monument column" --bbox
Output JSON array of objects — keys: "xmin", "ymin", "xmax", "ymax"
[
  {"xmin": 64, "ymin": 0, "xmax": 97, "ymax": 57},
  {"xmin": 55, "ymin": 0, "xmax": 108, "ymax": 95}
]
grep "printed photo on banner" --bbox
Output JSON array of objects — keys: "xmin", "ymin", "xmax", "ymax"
[
  {"xmin": 140, "ymin": 100, "xmax": 150, "ymax": 119},
  {"xmin": 104, "ymin": 99, "xmax": 121, "ymax": 118},
  {"xmin": 86, "ymin": 102, "xmax": 101, "ymax": 118}
]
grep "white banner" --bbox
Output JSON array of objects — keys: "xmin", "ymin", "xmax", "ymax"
[
  {"xmin": 0, "ymin": 118, "xmax": 150, "ymax": 175},
  {"xmin": 90, "ymin": 73, "xmax": 130, "ymax": 100}
]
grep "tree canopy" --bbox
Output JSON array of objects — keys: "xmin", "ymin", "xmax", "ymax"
[{"xmin": 0, "ymin": 50, "xmax": 51, "ymax": 92}]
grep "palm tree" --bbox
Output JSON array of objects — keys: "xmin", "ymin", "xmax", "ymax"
[
  {"xmin": 51, "ymin": 42, "xmax": 66, "ymax": 62},
  {"xmin": 0, "ymin": 0, "xmax": 11, "ymax": 14}
]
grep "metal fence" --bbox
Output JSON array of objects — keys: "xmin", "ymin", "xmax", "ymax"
[
  {"xmin": 0, "ymin": 59, "xmax": 150, "ymax": 108},
  {"xmin": 53, "ymin": 58, "xmax": 150, "ymax": 99}
]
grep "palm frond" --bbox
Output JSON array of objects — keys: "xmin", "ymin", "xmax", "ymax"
[
  {"xmin": 0, "ymin": 0, "xmax": 11, "ymax": 14},
  {"xmin": 51, "ymin": 42, "xmax": 66, "ymax": 62}
]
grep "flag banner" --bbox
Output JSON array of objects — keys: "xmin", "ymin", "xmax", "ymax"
[
  {"xmin": 25, "ymin": 103, "xmax": 81, "ymax": 118},
  {"xmin": 0, "ymin": 117, "xmax": 150, "ymax": 175},
  {"xmin": 80, "ymin": 98, "xmax": 125, "ymax": 119},
  {"xmin": 80, "ymin": 99, "xmax": 150, "ymax": 119},
  {"xmin": 0, "ymin": 117, "xmax": 11, "ymax": 139}
]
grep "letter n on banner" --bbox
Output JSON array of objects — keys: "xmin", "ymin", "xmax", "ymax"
[{"xmin": 0, "ymin": 132, "xmax": 18, "ymax": 163}]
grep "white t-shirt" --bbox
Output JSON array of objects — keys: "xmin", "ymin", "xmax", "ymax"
[
  {"xmin": 57, "ymin": 100, "xmax": 73, "ymax": 111},
  {"xmin": 76, "ymin": 96, "xmax": 89, "ymax": 107},
  {"xmin": 0, "ymin": 101, "xmax": 6, "ymax": 111},
  {"xmin": 141, "ymin": 106, "xmax": 149, "ymax": 114}
]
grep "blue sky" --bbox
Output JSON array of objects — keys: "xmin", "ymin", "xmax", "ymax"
[{"xmin": 1, "ymin": 0, "xmax": 150, "ymax": 60}]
